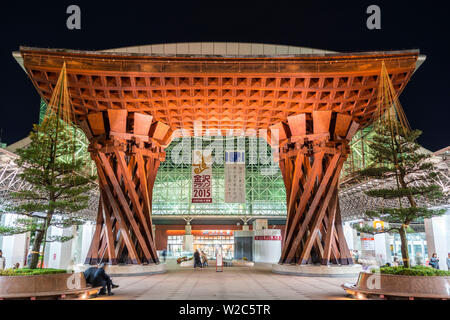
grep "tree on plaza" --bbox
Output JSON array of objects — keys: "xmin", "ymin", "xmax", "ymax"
[
  {"xmin": 0, "ymin": 113, "xmax": 95, "ymax": 269},
  {"xmin": 352, "ymin": 62, "xmax": 445, "ymax": 268},
  {"xmin": 353, "ymin": 118, "xmax": 445, "ymax": 268}
]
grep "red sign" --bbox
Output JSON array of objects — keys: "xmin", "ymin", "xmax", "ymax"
[{"xmin": 254, "ymin": 236, "xmax": 282, "ymax": 241}]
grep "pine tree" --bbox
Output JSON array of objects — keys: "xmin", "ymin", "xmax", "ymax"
[
  {"xmin": 355, "ymin": 120, "xmax": 445, "ymax": 268},
  {"xmin": 0, "ymin": 114, "xmax": 95, "ymax": 269}
]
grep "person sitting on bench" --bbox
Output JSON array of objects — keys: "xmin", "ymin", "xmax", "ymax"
[
  {"xmin": 83, "ymin": 265, "xmax": 98, "ymax": 286},
  {"xmin": 84, "ymin": 263, "xmax": 119, "ymax": 296}
]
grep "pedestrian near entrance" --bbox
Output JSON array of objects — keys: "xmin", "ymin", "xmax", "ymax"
[
  {"xmin": 447, "ymin": 253, "xmax": 450, "ymax": 271},
  {"xmin": 353, "ymin": 250, "xmax": 360, "ymax": 263},
  {"xmin": 162, "ymin": 249, "xmax": 167, "ymax": 263},
  {"xmin": 415, "ymin": 252, "xmax": 423, "ymax": 266},
  {"xmin": 0, "ymin": 250, "xmax": 5, "ymax": 270},
  {"xmin": 429, "ymin": 253, "xmax": 439, "ymax": 269},
  {"xmin": 392, "ymin": 254, "xmax": 399, "ymax": 266},
  {"xmin": 201, "ymin": 251, "xmax": 208, "ymax": 267},
  {"xmin": 193, "ymin": 249, "xmax": 202, "ymax": 269}
]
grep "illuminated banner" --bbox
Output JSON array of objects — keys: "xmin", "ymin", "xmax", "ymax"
[
  {"xmin": 201, "ymin": 230, "xmax": 233, "ymax": 236},
  {"xmin": 191, "ymin": 150, "xmax": 212, "ymax": 203},
  {"xmin": 224, "ymin": 151, "xmax": 246, "ymax": 203}
]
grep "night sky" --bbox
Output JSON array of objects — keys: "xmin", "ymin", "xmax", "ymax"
[{"xmin": 0, "ymin": 1, "xmax": 448, "ymax": 150}]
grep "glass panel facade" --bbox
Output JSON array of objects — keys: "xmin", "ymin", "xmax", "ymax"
[
  {"xmin": 167, "ymin": 236, "xmax": 184, "ymax": 257},
  {"xmin": 391, "ymin": 232, "xmax": 428, "ymax": 265},
  {"xmin": 152, "ymin": 137, "xmax": 287, "ymax": 216},
  {"xmin": 193, "ymin": 235, "xmax": 234, "ymax": 259}
]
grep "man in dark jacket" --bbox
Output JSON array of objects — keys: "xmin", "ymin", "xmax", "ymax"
[
  {"xmin": 93, "ymin": 263, "xmax": 118, "ymax": 296},
  {"xmin": 83, "ymin": 266, "xmax": 98, "ymax": 286},
  {"xmin": 193, "ymin": 249, "xmax": 202, "ymax": 269}
]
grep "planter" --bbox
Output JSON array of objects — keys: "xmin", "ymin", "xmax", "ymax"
[
  {"xmin": 273, "ymin": 263, "xmax": 362, "ymax": 277},
  {"xmin": 347, "ymin": 272, "xmax": 450, "ymax": 299},
  {"xmin": 0, "ymin": 272, "xmax": 89, "ymax": 299},
  {"xmin": 74, "ymin": 263, "xmax": 166, "ymax": 276}
]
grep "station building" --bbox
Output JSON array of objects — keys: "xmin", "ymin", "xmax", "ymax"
[{"xmin": 1, "ymin": 43, "xmax": 448, "ymax": 269}]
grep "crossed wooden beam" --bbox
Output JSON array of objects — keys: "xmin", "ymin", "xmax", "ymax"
[
  {"xmin": 81, "ymin": 107, "xmax": 359, "ymax": 266},
  {"xmin": 83, "ymin": 110, "xmax": 171, "ymax": 264},
  {"xmin": 268, "ymin": 111, "xmax": 359, "ymax": 265}
]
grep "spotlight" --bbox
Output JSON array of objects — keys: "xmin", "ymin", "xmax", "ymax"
[{"xmin": 356, "ymin": 293, "xmax": 365, "ymax": 300}]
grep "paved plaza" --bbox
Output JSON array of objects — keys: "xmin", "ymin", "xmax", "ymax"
[{"xmin": 89, "ymin": 260, "xmax": 356, "ymax": 300}]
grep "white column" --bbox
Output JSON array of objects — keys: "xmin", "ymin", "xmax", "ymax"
[
  {"xmin": 183, "ymin": 235, "xmax": 194, "ymax": 252},
  {"xmin": 0, "ymin": 214, "xmax": 28, "ymax": 269},
  {"xmin": 46, "ymin": 226, "xmax": 74, "ymax": 269},
  {"xmin": 343, "ymin": 222, "xmax": 354, "ymax": 251},
  {"xmin": 252, "ymin": 229, "xmax": 281, "ymax": 263},
  {"xmin": 424, "ymin": 207, "xmax": 450, "ymax": 270},
  {"xmin": 185, "ymin": 224, "xmax": 192, "ymax": 235},
  {"xmin": 183, "ymin": 223, "xmax": 193, "ymax": 252},
  {"xmin": 80, "ymin": 222, "xmax": 95, "ymax": 265},
  {"xmin": 374, "ymin": 233, "xmax": 391, "ymax": 265}
]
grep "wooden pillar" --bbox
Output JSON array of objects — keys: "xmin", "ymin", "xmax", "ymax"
[
  {"xmin": 269, "ymin": 112, "xmax": 358, "ymax": 266},
  {"xmin": 81, "ymin": 110, "xmax": 171, "ymax": 265}
]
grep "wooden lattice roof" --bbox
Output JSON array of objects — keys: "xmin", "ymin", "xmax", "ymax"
[{"xmin": 18, "ymin": 46, "xmax": 421, "ymax": 135}]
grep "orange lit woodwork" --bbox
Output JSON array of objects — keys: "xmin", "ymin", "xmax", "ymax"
[{"xmin": 19, "ymin": 47, "xmax": 419, "ymax": 265}]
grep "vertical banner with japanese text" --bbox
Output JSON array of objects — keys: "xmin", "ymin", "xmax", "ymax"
[
  {"xmin": 224, "ymin": 150, "xmax": 246, "ymax": 203},
  {"xmin": 191, "ymin": 150, "xmax": 213, "ymax": 203}
]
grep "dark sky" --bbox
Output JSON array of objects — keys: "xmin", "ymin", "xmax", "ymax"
[{"xmin": 0, "ymin": 1, "xmax": 448, "ymax": 150}]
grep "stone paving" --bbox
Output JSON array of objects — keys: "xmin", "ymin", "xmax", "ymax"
[{"xmin": 89, "ymin": 259, "xmax": 357, "ymax": 300}]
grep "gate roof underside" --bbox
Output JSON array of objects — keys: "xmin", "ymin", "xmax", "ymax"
[{"xmin": 16, "ymin": 46, "xmax": 421, "ymax": 135}]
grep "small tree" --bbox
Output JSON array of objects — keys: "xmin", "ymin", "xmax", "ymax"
[
  {"xmin": 0, "ymin": 114, "xmax": 95, "ymax": 269},
  {"xmin": 354, "ymin": 120, "xmax": 445, "ymax": 268}
]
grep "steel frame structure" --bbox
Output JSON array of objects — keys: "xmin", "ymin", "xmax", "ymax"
[
  {"xmin": 0, "ymin": 147, "xmax": 98, "ymax": 220},
  {"xmin": 153, "ymin": 136, "xmax": 286, "ymax": 217},
  {"xmin": 340, "ymin": 148, "xmax": 450, "ymax": 221}
]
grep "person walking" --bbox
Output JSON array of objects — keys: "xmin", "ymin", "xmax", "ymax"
[
  {"xmin": 353, "ymin": 250, "xmax": 360, "ymax": 263},
  {"xmin": 446, "ymin": 253, "xmax": 450, "ymax": 271},
  {"xmin": 0, "ymin": 250, "xmax": 5, "ymax": 270},
  {"xmin": 429, "ymin": 253, "xmax": 440, "ymax": 269},
  {"xmin": 193, "ymin": 249, "xmax": 202, "ymax": 269},
  {"xmin": 415, "ymin": 252, "xmax": 423, "ymax": 266},
  {"xmin": 162, "ymin": 249, "xmax": 167, "ymax": 263},
  {"xmin": 392, "ymin": 254, "xmax": 399, "ymax": 266},
  {"xmin": 201, "ymin": 251, "xmax": 208, "ymax": 267}
]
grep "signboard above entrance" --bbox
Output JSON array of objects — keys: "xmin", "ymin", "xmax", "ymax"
[{"xmin": 202, "ymin": 230, "xmax": 233, "ymax": 236}]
